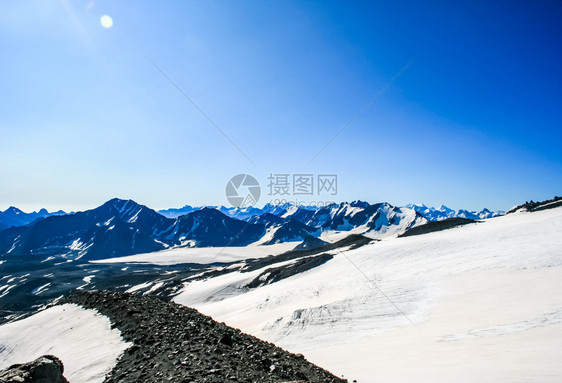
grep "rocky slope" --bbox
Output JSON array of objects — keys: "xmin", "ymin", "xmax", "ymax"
[{"xmin": 63, "ymin": 291, "xmax": 347, "ymax": 383}]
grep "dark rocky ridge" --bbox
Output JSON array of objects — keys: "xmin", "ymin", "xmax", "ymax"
[
  {"xmin": 398, "ymin": 217, "xmax": 477, "ymax": 238},
  {"xmin": 63, "ymin": 291, "xmax": 347, "ymax": 383},
  {"xmin": 241, "ymin": 234, "xmax": 373, "ymax": 273},
  {"xmin": 0, "ymin": 355, "xmax": 69, "ymax": 383},
  {"xmin": 507, "ymin": 196, "xmax": 562, "ymax": 214},
  {"xmin": 247, "ymin": 253, "xmax": 334, "ymax": 289}
]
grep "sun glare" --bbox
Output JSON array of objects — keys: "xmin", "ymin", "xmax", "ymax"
[{"xmin": 100, "ymin": 15, "xmax": 113, "ymax": 28}]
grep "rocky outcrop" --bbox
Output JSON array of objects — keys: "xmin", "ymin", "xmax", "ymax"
[{"xmin": 0, "ymin": 355, "xmax": 69, "ymax": 383}]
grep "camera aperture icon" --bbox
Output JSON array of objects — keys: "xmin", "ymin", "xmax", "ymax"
[{"xmin": 225, "ymin": 174, "xmax": 261, "ymax": 208}]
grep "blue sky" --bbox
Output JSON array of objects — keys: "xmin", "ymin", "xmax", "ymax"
[{"xmin": 1, "ymin": 0, "xmax": 560, "ymax": 212}]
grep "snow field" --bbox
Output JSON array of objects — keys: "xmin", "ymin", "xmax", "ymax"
[{"xmin": 174, "ymin": 207, "xmax": 562, "ymax": 382}]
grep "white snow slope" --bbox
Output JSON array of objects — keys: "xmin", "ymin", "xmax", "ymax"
[
  {"xmin": 174, "ymin": 207, "xmax": 562, "ymax": 383},
  {"xmin": 95, "ymin": 242, "xmax": 297, "ymax": 265},
  {"xmin": 0, "ymin": 304, "xmax": 130, "ymax": 383}
]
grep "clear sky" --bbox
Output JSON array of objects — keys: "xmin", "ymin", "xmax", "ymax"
[{"xmin": 1, "ymin": 0, "xmax": 561, "ymax": 213}]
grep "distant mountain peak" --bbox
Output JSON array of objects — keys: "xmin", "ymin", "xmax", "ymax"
[
  {"xmin": 105, "ymin": 198, "xmax": 137, "ymax": 207},
  {"xmin": 437, "ymin": 204, "xmax": 453, "ymax": 212},
  {"xmin": 5, "ymin": 206, "xmax": 24, "ymax": 215},
  {"xmin": 350, "ymin": 200, "xmax": 371, "ymax": 208},
  {"xmin": 198, "ymin": 206, "xmax": 224, "ymax": 215}
]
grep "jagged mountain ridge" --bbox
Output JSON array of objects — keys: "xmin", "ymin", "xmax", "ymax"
[
  {"xmin": 0, "ymin": 199, "xmax": 174, "ymax": 260},
  {"xmin": 160, "ymin": 201, "xmax": 504, "ymax": 224},
  {"xmin": 247, "ymin": 201, "xmax": 426, "ymax": 240},
  {"xmin": 0, "ymin": 198, "xmax": 503, "ymax": 261}
]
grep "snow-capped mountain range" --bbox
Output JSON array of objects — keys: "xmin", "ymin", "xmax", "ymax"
[
  {"xmin": 0, "ymin": 199, "xmax": 268, "ymax": 260},
  {"xmin": 160, "ymin": 202, "xmax": 503, "ymax": 223},
  {"xmin": 0, "ymin": 199, "xmax": 503, "ymax": 261},
  {"xmin": 406, "ymin": 203, "xmax": 504, "ymax": 221}
]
